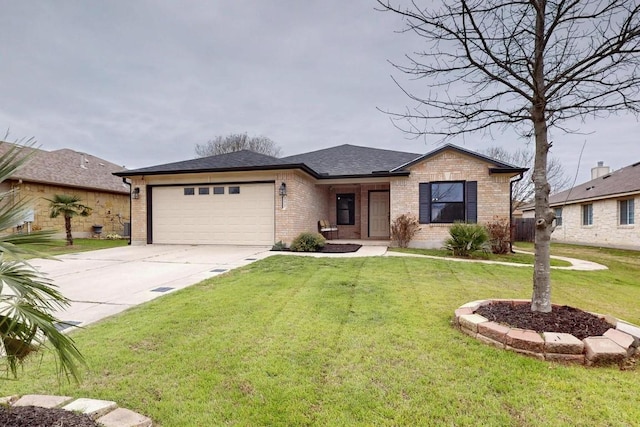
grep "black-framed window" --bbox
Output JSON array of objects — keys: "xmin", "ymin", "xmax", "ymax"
[
  {"xmin": 582, "ymin": 204, "xmax": 593, "ymax": 225},
  {"xmin": 554, "ymin": 208, "xmax": 563, "ymax": 227},
  {"xmin": 336, "ymin": 193, "xmax": 355, "ymax": 225},
  {"xmin": 419, "ymin": 181, "xmax": 477, "ymax": 224},
  {"xmin": 229, "ymin": 186, "xmax": 240, "ymax": 194},
  {"xmin": 620, "ymin": 199, "xmax": 635, "ymax": 225},
  {"xmin": 198, "ymin": 187, "xmax": 210, "ymax": 195},
  {"xmin": 184, "ymin": 187, "xmax": 195, "ymax": 196},
  {"xmin": 213, "ymin": 186, "xmax": 225, "ymax": 195}
]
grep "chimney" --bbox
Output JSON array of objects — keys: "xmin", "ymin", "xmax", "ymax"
[{"xmin": 591, "ymin": 161, "xmax": 610, "ymax": 179}]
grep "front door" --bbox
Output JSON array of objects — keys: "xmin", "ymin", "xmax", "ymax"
[{"xmin": 369, "ymin": 191, "xmax": 390, "ymax": 238}]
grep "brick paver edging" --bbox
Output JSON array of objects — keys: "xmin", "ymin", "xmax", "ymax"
[
  {"xmin": 0, "ymin": 394, "xmax": 152, "ymax": 426},
  {"xmin": 455, "ymin": 299, "xmax": 640, "ymax": 366}
]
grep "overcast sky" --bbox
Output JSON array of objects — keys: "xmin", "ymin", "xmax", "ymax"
[{"xmin": 1, "ymin": 1, "xmax": 638, "ymax": 185}]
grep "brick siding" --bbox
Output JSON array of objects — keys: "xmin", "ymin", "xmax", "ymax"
[
  {"xmin": 6, "ymin": 180, "xmax": 130, "ymax": 238},
  {"xmin": 390, "ymin": 150, "xmax": 513, "ymax": 248}
]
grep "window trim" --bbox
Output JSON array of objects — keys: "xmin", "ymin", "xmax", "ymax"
[
  {"xmin": 429, "ymin": 181, "xmax": 466, "ymax": 224},
  {"xmin": 554, "ymin": 207, "xmax": 563, "ymax": 227},
  {"xmin": 582, "ymin": 204, "xmax": 593, "ymax": 226},
  {"xmin": 419, "ymin": 181, "xmax": 477, "ymax": 225},
  {"xmin": 336, "ymin": 193, "xmax": 356, "ymax": 225},
  {"xmin": 619, "ymin": 199, "xmax": 635, "ymax": 225}
]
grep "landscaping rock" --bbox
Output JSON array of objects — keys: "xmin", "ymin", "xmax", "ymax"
[
  {"xmin": 477, "ymin": 321, "xmax": 510, "ymax": 342},
  {"xmin": 505, "ymin": 329, "xmax": 544, "ymax": 353},
  {"xmin": 543, "ymin": 332, "xmax": 584, "ymax": 354},
  {"xmin": 458, "ymin": 314, "xmax": 488, "ymax": 333},
  {"xmin": 583, "ymin": 337, "xmax": 627, "ymax": 366}
]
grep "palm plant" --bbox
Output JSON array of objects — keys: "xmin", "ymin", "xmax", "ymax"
[
  {"xmin": 0, "ymin": 140, "xmax": 84, "ymax": 381},
  {"xmin": 47, "ymin": 194, "xmax": 92, "ymax": 246}
]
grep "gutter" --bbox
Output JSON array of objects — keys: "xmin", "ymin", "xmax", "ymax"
[
  {"xmin": 121, "ymin": 177, "xmax": 132, "ymax": 245},
  {"xmin": 510, "ymin": 172, "xmax": 525, "ymax": 253}
]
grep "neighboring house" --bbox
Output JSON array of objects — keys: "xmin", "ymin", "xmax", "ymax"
[
  {"xmin": 522, "ymin": 161, "xmax": 640, "ymax": 250},
  {"xmin": 114, "ymin": 144, "xmax": 526, "ymax": 248},
  {"xmin": 0, "ymin": 143, "xmax": 130, "ymax": 238}
]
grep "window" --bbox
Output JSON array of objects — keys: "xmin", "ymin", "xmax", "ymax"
[
  {"xmin": 336, "ymin": 193, "xmax": 355, "ymax": 225},
  {"xmin": 554, "ymin": 208, "xmax": 563, "ymax": 226},
  {"xmin": 620, "ymin": 199, "xmax": 635, "ymax": 225},
  {"xmin": 198, "ymin": 187, "xmax": 210, "ymax": 195},
  {"xmin": 582, "ymin": 204, "xmax": 593, "ymax": 226},
  {"xmin": 419, "ymin": 181, "xmax": 477, "ymax": 224},
  {"xmin": 183, "ymin": 187, "xmax": 195, "ymax": 196},
  {"xmin": 229, "ymin": 186, "xmax": 240, "ymax": 194},
  {"xmin": 213, "ymin": 187, "xmax": 224, "ymax": 195},
  {"xmin": 430, "ymin": 182, "xmax": 464, "ymax": 223}
]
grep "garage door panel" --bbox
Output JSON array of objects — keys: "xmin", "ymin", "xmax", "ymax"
[{"xmin": 152, "ymin": 183, "xmax": 275, "ymax": 245}]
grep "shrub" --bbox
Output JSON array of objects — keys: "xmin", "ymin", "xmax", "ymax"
[
  {"xmin": 290, "ymin": 232, "xmax": 326, "ymax": 252},
  {"xmin": 272, "ymin": 240, "xmax": 287, "ymax": 251},
  {"xmin": 105, "ymin": 233, "xmax": 123, "ymax": 240},
  {"xmin": 391, "ymin": 214, "xmax": 420, "ymax": 248},
  {"xmin": 443, "ymin": 222, "xmax": 490, "ymax": 257},
  {"xmin": 485, "ymin": 217, "xmax": 511, "ymax": 254}
]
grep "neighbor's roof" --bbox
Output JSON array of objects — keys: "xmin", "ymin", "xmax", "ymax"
[
  {"xmin": 1, "ymin": 142, "xmax": 128, "ymax": 194},
  {"xmin": 544, "ymin": 161, "xmax": 640, "ymax": 207},
  {"xmin": 115, "ymin": 143, "xmax": 527, "ymax": 178}
]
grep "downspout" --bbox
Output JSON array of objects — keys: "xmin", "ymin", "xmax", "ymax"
[
  {"xmin": 121, "ymin": 177, "xmax": 132, "ymax": 245},
  {"xmin": 510, "ymin": 172, "xmax": 525, "ymax": 253}
]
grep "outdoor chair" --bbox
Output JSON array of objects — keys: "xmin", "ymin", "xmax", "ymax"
[{"xmin": 318, "ymin": 219, "xmax": 339, "ymax": 240}]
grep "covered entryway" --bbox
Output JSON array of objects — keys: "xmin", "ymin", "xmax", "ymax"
[
  {"xmin": 151, "ymin": 183, "xmax": 275, "ymax": 245},
  {"xmin": 369, "ymin": 190, "xmax": 390, "ymax": 238}
]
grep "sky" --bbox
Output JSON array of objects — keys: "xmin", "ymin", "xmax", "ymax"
[{"xmin": 1, "ymin": 0, "xmax": 638, "ymax": 185}]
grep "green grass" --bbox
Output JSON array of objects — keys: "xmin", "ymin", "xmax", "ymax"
[
  {"xmin": 3, "ymin": 246, "xmax": 640, "ymax": 426},
  {"xmin": 21, "ymin": 238, "xmax": 128, "ymax": 258},
  {"xmin": 389, "ymin": 246, "xmax": 572, "ymax": 267}
]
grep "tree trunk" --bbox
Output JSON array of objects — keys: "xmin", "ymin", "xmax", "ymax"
[
  {"xmin": 64, "ymin": 216, "xmax": 73, "ymax": 246},
  {"xmin": 531, "ymin": 117, "xmax": 553, "ymax": 312},
  {"xmin": 531, "ymin": 0, "xmax": 552, "ymax": 313}
]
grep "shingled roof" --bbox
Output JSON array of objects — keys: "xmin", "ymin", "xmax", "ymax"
[
  {"xmin": 1, "ymin": 143, "xmax": 128, "ymax": 194},
  {"xmin": 546, "ymin": 161, "xmax": 640, "ymax": 206},
  {"xmin": 115, "ymin": 143, "xmax": 526, "ymax": 178},
  {"xmin": 280, "ymin": 144, "xmax": 422, "ymax": 176}
]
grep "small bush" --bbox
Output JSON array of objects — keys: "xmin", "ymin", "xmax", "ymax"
[
  {"xmin": 105, "ymin": 233, "xmax": 123, "ymax": 240},
  {"xmin": 444, "ymin": 222, "xmax": 489, "ymax": 257},
  {"xmin": 290, "ymin": 232, "xmax": 326, "ymax": 252},
  {"xmin": 272, "ymin": 240, "xmax": 287, "ymax": 251},
  {"xmin": 485, "ymin": 217, "xmax": 511, "ymax": 254},
  {"xmin": 391, "ymin": 214, "xmax": 420, "ymax": 248}
]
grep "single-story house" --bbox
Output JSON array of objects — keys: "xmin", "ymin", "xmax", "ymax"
[
  {"xmin": 522, "ymin": 161, "xmax": 639, "ymax": 250},
  {"xmin": 114, "ymin": 144, "xmax": 526, "ymax": 248},
  {"xmin": 0, "ymin": 143, "xmax": 130, "ymax": 238}
]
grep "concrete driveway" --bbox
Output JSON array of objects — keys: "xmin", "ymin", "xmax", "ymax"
[{"xmin": 30, "ymin": 245, "xmax": 272, "ymax": 330}]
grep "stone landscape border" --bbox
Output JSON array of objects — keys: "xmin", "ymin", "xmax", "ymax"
[
  {"xmin": 455, "ymin": 299, "xmax": 640, "ymax": 366},
  {"xmin": 0, "ymin": 394, "xmax": 152, "ymax": 427}
]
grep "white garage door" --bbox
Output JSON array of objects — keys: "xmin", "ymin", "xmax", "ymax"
[{"xmin": 152, "ymin": 183, "xmax": 275, "ymax": 245}]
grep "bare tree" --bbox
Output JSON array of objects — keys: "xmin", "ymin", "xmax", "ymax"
[
  {"xmin": 483, "ymin": 146, "xmax": 571, "ymax": 213},
  {"xmin": 378, "ymin": 0, "xmax": 640, "ymax": 312},
  {"xmin": 195, "ymin": 133, "xmax": 282, "ymax": 158}
]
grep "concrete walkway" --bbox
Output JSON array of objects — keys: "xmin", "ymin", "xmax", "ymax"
[{"xmin": 383, "ymin": 248, "xmax": 608, "ymax": 271}]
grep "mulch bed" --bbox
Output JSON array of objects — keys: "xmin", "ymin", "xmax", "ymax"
[
  {"xmin": 271, "ymin": 243, "xmax": 362, "ymax": 253},
  {"xmin": 0, "ymin": 405, "xmax": 99, "ymax": 427},
  {"xmin": 317, "ymin": 243, "xmax": 361, "ymax": 253},
  {"xmin": 475, "ymin": 301, "xmax": 613, "ymax": 340}
]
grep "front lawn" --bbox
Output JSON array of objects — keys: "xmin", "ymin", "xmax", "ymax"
[
  {"xmin": 21, "ymin": 238, "xmax": 128, "ymax": 258},
  {"xmin": 4, "ymin": 246, "xmax": 640, "ymax": 426}
]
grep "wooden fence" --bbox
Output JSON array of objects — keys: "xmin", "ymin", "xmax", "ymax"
[{"xmin": 513, "ymin": 218, "xmax": 535, "ymax": 242}]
